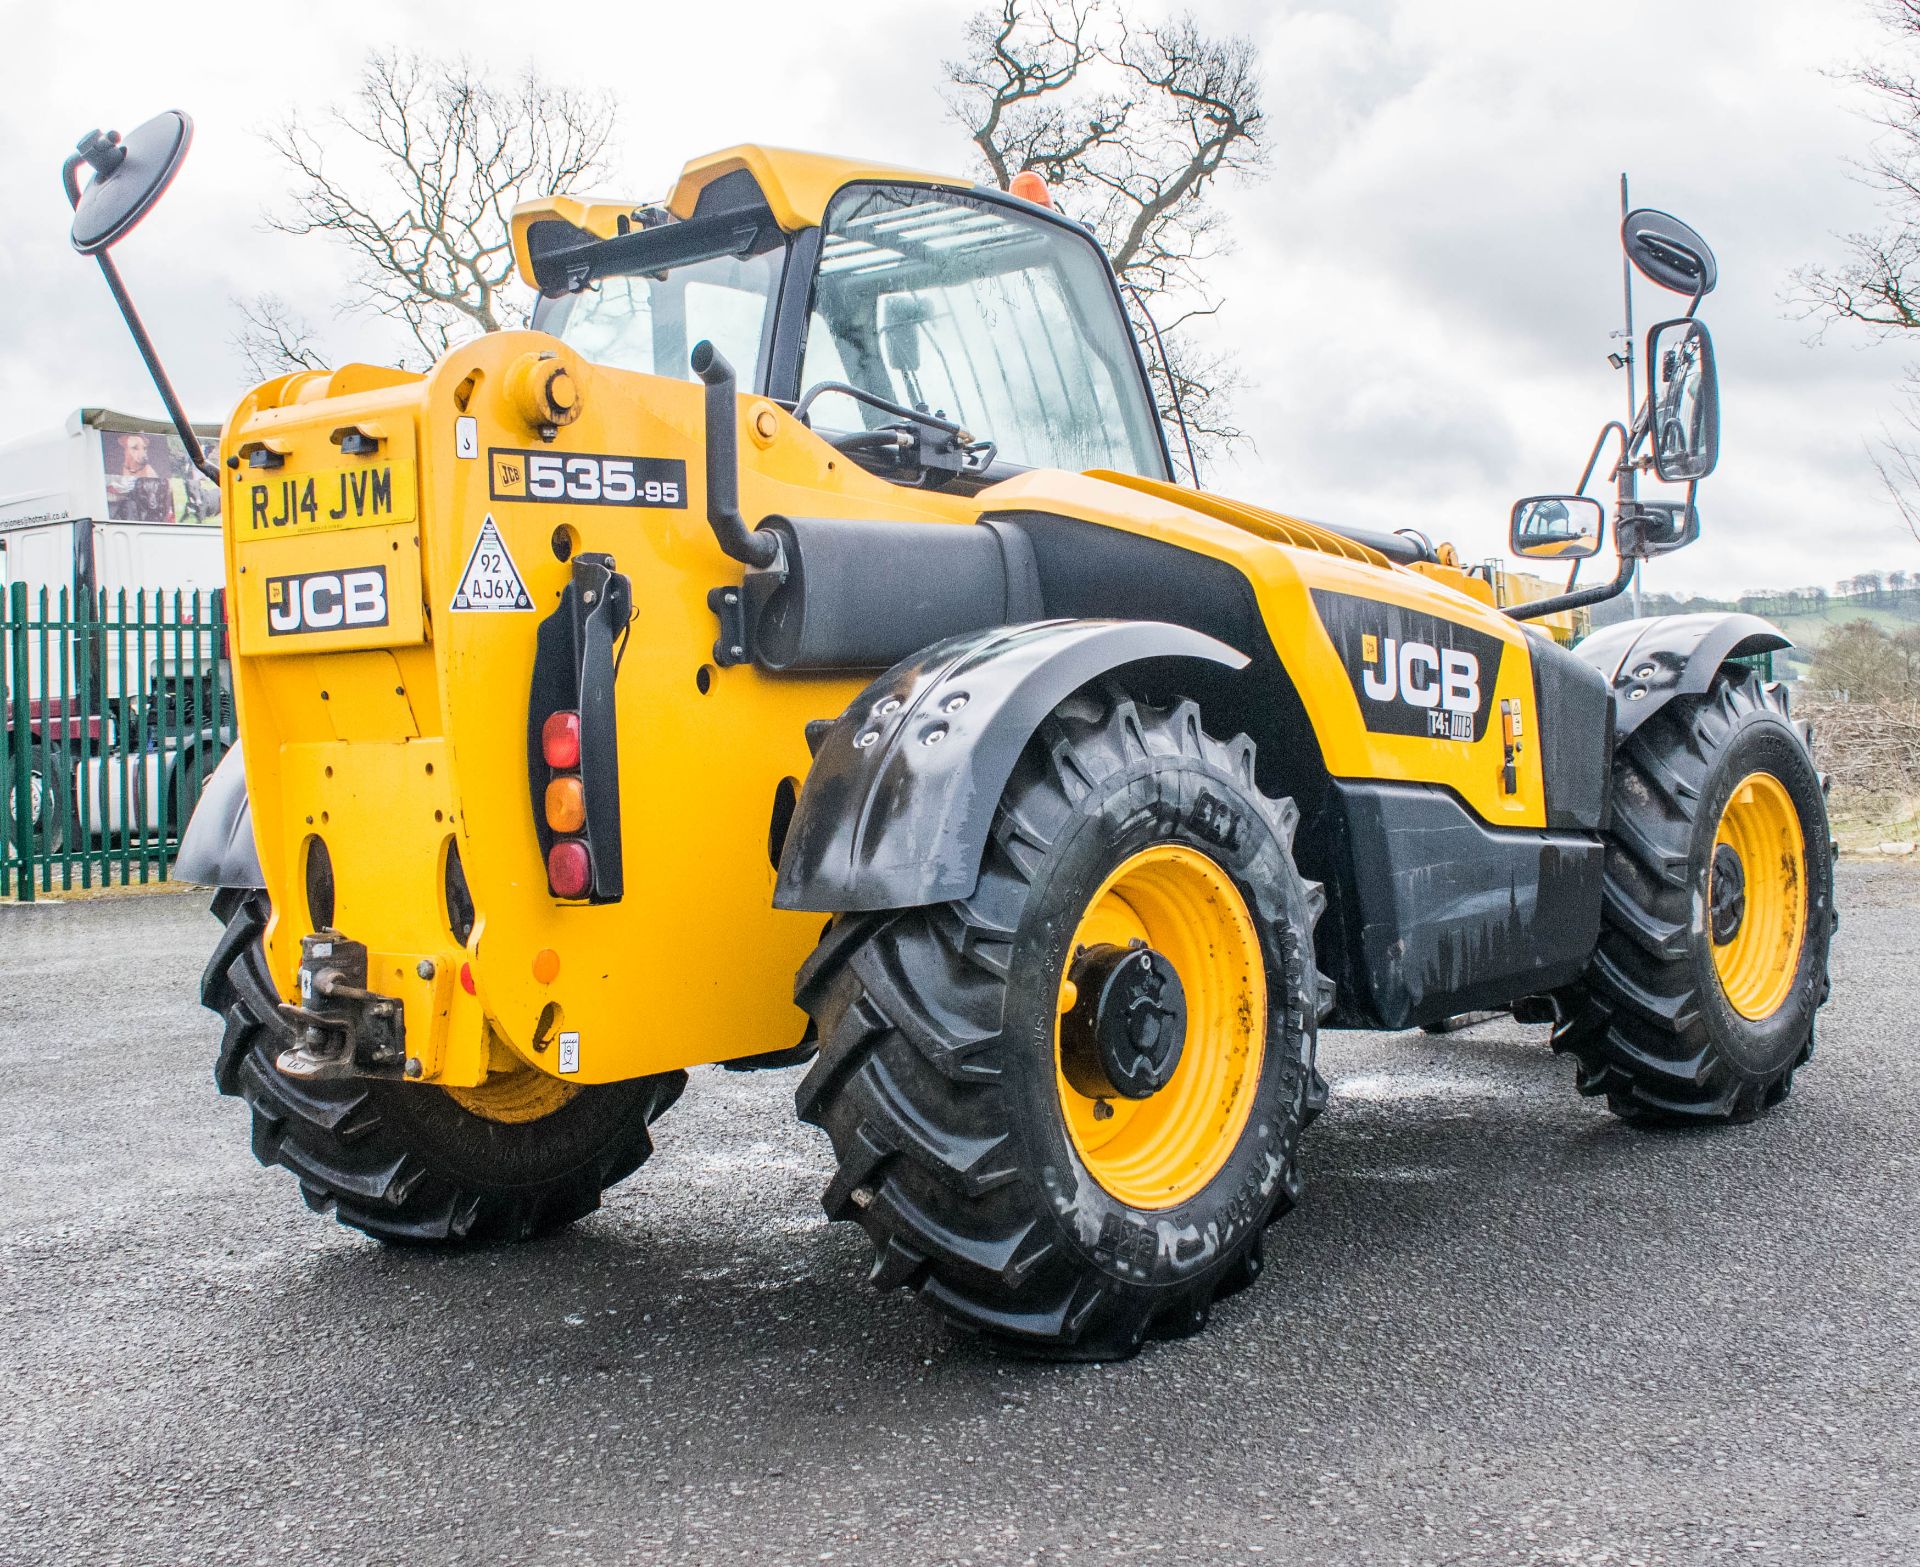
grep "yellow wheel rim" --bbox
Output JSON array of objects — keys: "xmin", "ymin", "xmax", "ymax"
[
  {"xmin": 444, "ymin": 1064, "xmax": 578, "ymax": 1124},
  {"xmin": 1054, "ymin": 844, "xmax": 1266, "ymax": 1210},
  {"xmin": 1710, "ymin": 771, "xmax": 1807, "ymax": 1021}
]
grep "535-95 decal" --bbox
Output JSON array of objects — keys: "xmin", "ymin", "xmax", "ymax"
[{"xmin": 490, "ymin": 448, "xmax": 686, "ymax": 509}]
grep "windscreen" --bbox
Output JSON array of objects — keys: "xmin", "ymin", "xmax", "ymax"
[
  {"xmin": 548, "ymin": 246, "xmax": 782, "ymax": 385},
  {"xmin": 801, "ymin": 185, "xmax": 1166, "ymax": 478}
]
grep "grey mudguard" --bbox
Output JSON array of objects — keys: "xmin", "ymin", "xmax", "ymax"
[
  {"xmin": 1573, "ymin": 612, "xmax": 1791, "ymax": 740},
  {"xmin": 774, "ymin": 618, "xmax": 1247, "ymax": 913},
  {"xmin": 172, "ymin": 747, "xmax": 263, "ymax": 888}
]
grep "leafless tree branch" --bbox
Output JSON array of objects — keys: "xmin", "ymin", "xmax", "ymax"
[
  {"xmin": 945, "ymin": 0, "xmax": 1264, "ymax": 475},
  {"xmin": 230, "ymin": 293, "xmax": 329, "ymax": 380},
  {"xmin": 255, "ymin": 49, "xmax": 616, "ymax": 367}
]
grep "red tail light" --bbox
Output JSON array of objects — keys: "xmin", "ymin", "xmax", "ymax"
[
  {"xmin": 541, "ymin": 710, "xmax": 581, "ymax": 770},
  {"xmin": 546, "ymin": 839, "xmax": 592, "ymax": 899}
]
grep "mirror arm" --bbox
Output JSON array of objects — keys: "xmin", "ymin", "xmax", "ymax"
[
  {"xmin": 1575, "ymin": 420, "xmax": 1630, "ymax": 495},
  {"xmin": 64, "ymin": 154, "xmax": 217, "ymax": 484},
  {"xmin": 1504, "ymin": 552, "xmax": 1637, "ymax": 623}
]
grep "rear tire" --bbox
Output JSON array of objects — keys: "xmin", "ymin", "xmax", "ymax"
[
  {"xmin": 1552, "ymin": 667, "xmax": 1834, "ymax": 1123},
  {"xmin": 28, "ymin": 764, "xmax": 68, "ymax": 856},
  {"xmin": 202, "ymin": 888, "xmax": 684, "ymax": 1243},
  {"xmin": 794, "ymin": 689, "xmax": 1328, "ymax": 1359}
]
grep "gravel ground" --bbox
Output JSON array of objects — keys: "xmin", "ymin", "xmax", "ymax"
[{"xmin": 1, "ymin": 864, "xmax": 1915, "ymax": 1566}]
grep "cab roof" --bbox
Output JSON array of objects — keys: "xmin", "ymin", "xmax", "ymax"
[{"xmin": 510, "ymin": 144, "xmax": 974, "ymax": 290}]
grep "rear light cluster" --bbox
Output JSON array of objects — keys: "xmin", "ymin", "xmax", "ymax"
[{"xmin": 541, "ymin": 710, "xmax": 592, "ymax": 898}]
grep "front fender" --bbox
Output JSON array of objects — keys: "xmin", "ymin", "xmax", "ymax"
[
  {"xmin": 172, "ymin": 747, "xmax": 263, "ymax": 888},
  {"xmin": 1574, "ymin": 612, "xmax": 1791, "ymax": 740},
  {"xmin": 773, "ymin": 618, "xmax": 1247, "ymax": 914}
]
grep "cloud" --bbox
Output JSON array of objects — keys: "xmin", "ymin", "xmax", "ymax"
[{"xmin": 4, "ymin": 0, "xmax": 1915, "ymax": 596}]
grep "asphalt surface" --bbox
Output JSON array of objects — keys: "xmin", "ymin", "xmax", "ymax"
[{"xmin": 1, "ymin": 865, "xmax": 1916, "ymax": 1567}]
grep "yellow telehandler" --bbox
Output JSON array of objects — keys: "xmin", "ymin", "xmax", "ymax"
[{"xmin": 65, "ymin": 112, "xmax": 1833, "ymax": 1358}]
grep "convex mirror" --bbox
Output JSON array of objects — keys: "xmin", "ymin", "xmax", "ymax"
[
  {"xmin": 1510, "ymin": 494, "xmax": 1605, "ymax": 561},
  {"xmin": 1646, "ymin": 318, "xmax": 1719, "ymax": 482},
  {"xmin": 68, "ymin": 111, "xmax": 193, "ymax": 255}
]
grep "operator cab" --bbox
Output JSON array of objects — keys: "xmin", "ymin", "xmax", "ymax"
[{"xmin": 520, "ymin": 149, "xmax": 1170, "ymax": 493}]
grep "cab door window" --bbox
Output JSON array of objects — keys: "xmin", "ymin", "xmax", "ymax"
[{"xmin": 800, "ymin": 184, "xmax": 1166, "ymax": 478}]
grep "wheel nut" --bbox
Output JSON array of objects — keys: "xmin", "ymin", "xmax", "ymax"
[{"xmin": 404, "ymin": 1058, "xmax": 423, "ymax": 1079}]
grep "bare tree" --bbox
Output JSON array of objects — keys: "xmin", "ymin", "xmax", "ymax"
[
  {"xmin": 1865, "ymin": 372, "xmax": 1920, "ymax": 541},
  {"xmin": 239, "ymin": 50, "xmax": 616, "ymax": 372},
  {"xmin": 232, "ymin": 293, "xmax": 329, "ymax": 382},
  {"xmin": 1792, "ymin": 1, "xmax": 1920, "ymax": 539},
  {"xmin": 945, "ymin": 0, "xmax": 1266, "ymax": 479}
]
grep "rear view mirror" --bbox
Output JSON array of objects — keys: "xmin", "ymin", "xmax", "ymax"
[
  {"xmin": 1619, "ymin": 498, "xmax": 1700, "ymax": 558},
  {"xmin": 1622, "ymin": 207, "xmax": 1717, "ymax": 298},
  {"xmin": 1646, "ymin": 319, "xmax": 1719, "ymax": 482},
  {"xmin": 67, "ymin": 111, "xmax": 193, "ymax": 255},
  {"xmin": 1510, "ymin": 495, "xmax": 1604, "ymax": 561}
]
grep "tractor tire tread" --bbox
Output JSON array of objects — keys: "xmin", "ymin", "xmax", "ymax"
[
  {"xmin": 1552, "ymin": 670, "xmax": 1833, "ymax": 1125},
  {"xmin": 203, "ymin": 890, "xmax": 683, "ymax": 1246},
  {"xmin": 796, "ymin": 692, "xmax": 1323, "ymax": 1360}
]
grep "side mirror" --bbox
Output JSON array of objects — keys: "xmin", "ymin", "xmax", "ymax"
[
  {"xmin": 1646, "ymin": 318, "xmax": 1719, "ymax": 482},
  {"xmin": 1622, "ymin": 207, "xmax": 1717, "ymax": 299},
  {"xmin": 1510, "ymin": 494, "xmax": 1605, "ymax": 561},
  {"xmin": 1618, "ymin": 498, "xmax": 1700, "ymax": 559},
  {"xmin": 67, "ymin": 112, "xmax": 193, "ymax": 255}
]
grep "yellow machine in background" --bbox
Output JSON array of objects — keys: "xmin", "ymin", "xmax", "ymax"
[
  {"xmin": 69, "ymin": 115, "xmax": 1835, "ymax": 1359},
  {"xmin": 1483, "ymin": 561, "xmax": 1593, "ymax": 646}
]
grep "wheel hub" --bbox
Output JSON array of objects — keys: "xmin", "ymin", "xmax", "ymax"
[
  {"xmin": 1060, "ymin": 941, "xmax": 1188, "ymax": 1100},
  {"xmin": 1709, "ymin": 841, "xmax": 1746, "ymax": 944},
  {"xmin": 1709, "ymin": 772, "xmax": 1808, "ymax": 1021},
  {"xmin": 1052, "ymin": 842, "xmax": 1267, "ymax": 1211}
]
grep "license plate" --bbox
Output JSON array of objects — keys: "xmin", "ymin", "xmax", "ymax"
[{"xmin": 239, "ymin": 461, "xmax": 417, "ymax": 536}]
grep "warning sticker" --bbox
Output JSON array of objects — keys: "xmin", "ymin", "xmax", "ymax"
[{"xmin": 450, "ymin": 515, "xmax": 532, "ymax": 612}]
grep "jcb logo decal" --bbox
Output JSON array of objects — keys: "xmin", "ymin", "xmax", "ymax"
[
  {"xmin": 1360, "ymin": 638, "xmax": 1482, "ymax": 740},
  {"xmin": 266, "ymin": 567, "xmax": 390, "ymax": 636},
  {"xmin": 1312, "ymin": 589, "xmax": 1503, "ymax": 743}
]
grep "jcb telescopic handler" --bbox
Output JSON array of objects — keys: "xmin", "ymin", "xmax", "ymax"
[{"xmin": 65, "ymin": 113, "xmax": 1833, "ymax": 1358}]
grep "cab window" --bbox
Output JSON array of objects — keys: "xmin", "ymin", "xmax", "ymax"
[
  {"xmin": 548, "ymin": 247, "xmax": 781, "ymax": 385},
  {"xmin": 800, "ymin": 185, "xmax": 1166, "ymax": 478}
]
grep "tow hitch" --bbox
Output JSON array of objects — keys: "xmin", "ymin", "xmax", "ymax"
[{"xmin": 276, "ymin": 931, "xmax": 407, "ymax": 1082}]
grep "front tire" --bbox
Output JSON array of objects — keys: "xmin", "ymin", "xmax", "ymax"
[
  {"xmin": 202, "ymin": 889, "xmax": 684, "ymax": 1243},
  {"xmin": 1552, "ymin": 667, "xmax": 1835, "ymax": 1123},
  {"xmin": 794, "ymin": 690, "xmax": 1327, "ymax": 1359}
]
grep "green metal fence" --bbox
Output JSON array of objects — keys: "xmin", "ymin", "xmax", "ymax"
[{"xmin": 2, "ymin": 581, "xmax": 231, "ymax": 901}]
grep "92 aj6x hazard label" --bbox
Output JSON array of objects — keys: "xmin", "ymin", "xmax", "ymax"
[
  {"xmin": 489, "ymin": 449, "xmax": 687, "ymax": 509},
  {"xmin": 1311, "ymin": 589, "xmax": 1504, "ymax": 743}
]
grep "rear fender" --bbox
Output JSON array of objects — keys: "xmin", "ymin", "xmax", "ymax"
[
  {"xmin": 773, "ymin": 619, "xmax": 1247, "ymax": 913},
  {"xmin": 172, "ymin": 746, "xmax": 263, "ymax": 888},
  {"xmin": 1573, "ymin": 612, "xmax": 1791, "ymax": 740}
]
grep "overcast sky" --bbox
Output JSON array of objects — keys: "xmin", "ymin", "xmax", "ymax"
[{"xmin": 2, "ymin": 0, "xmax": 1913, "ymax": 597}]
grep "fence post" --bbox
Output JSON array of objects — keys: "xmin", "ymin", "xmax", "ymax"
[{"xmin": 8, "ymin": 581, "xmax": 33, "ymax": 904}]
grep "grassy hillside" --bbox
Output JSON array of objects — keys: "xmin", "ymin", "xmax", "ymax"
[
  {"xmin": 1769, "ymin": 601, "xmax": 1920, "ymax": 641},
  {"xmin": 1592, "ymin": 589, "xmax": 1920, "ymax": 648}
]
